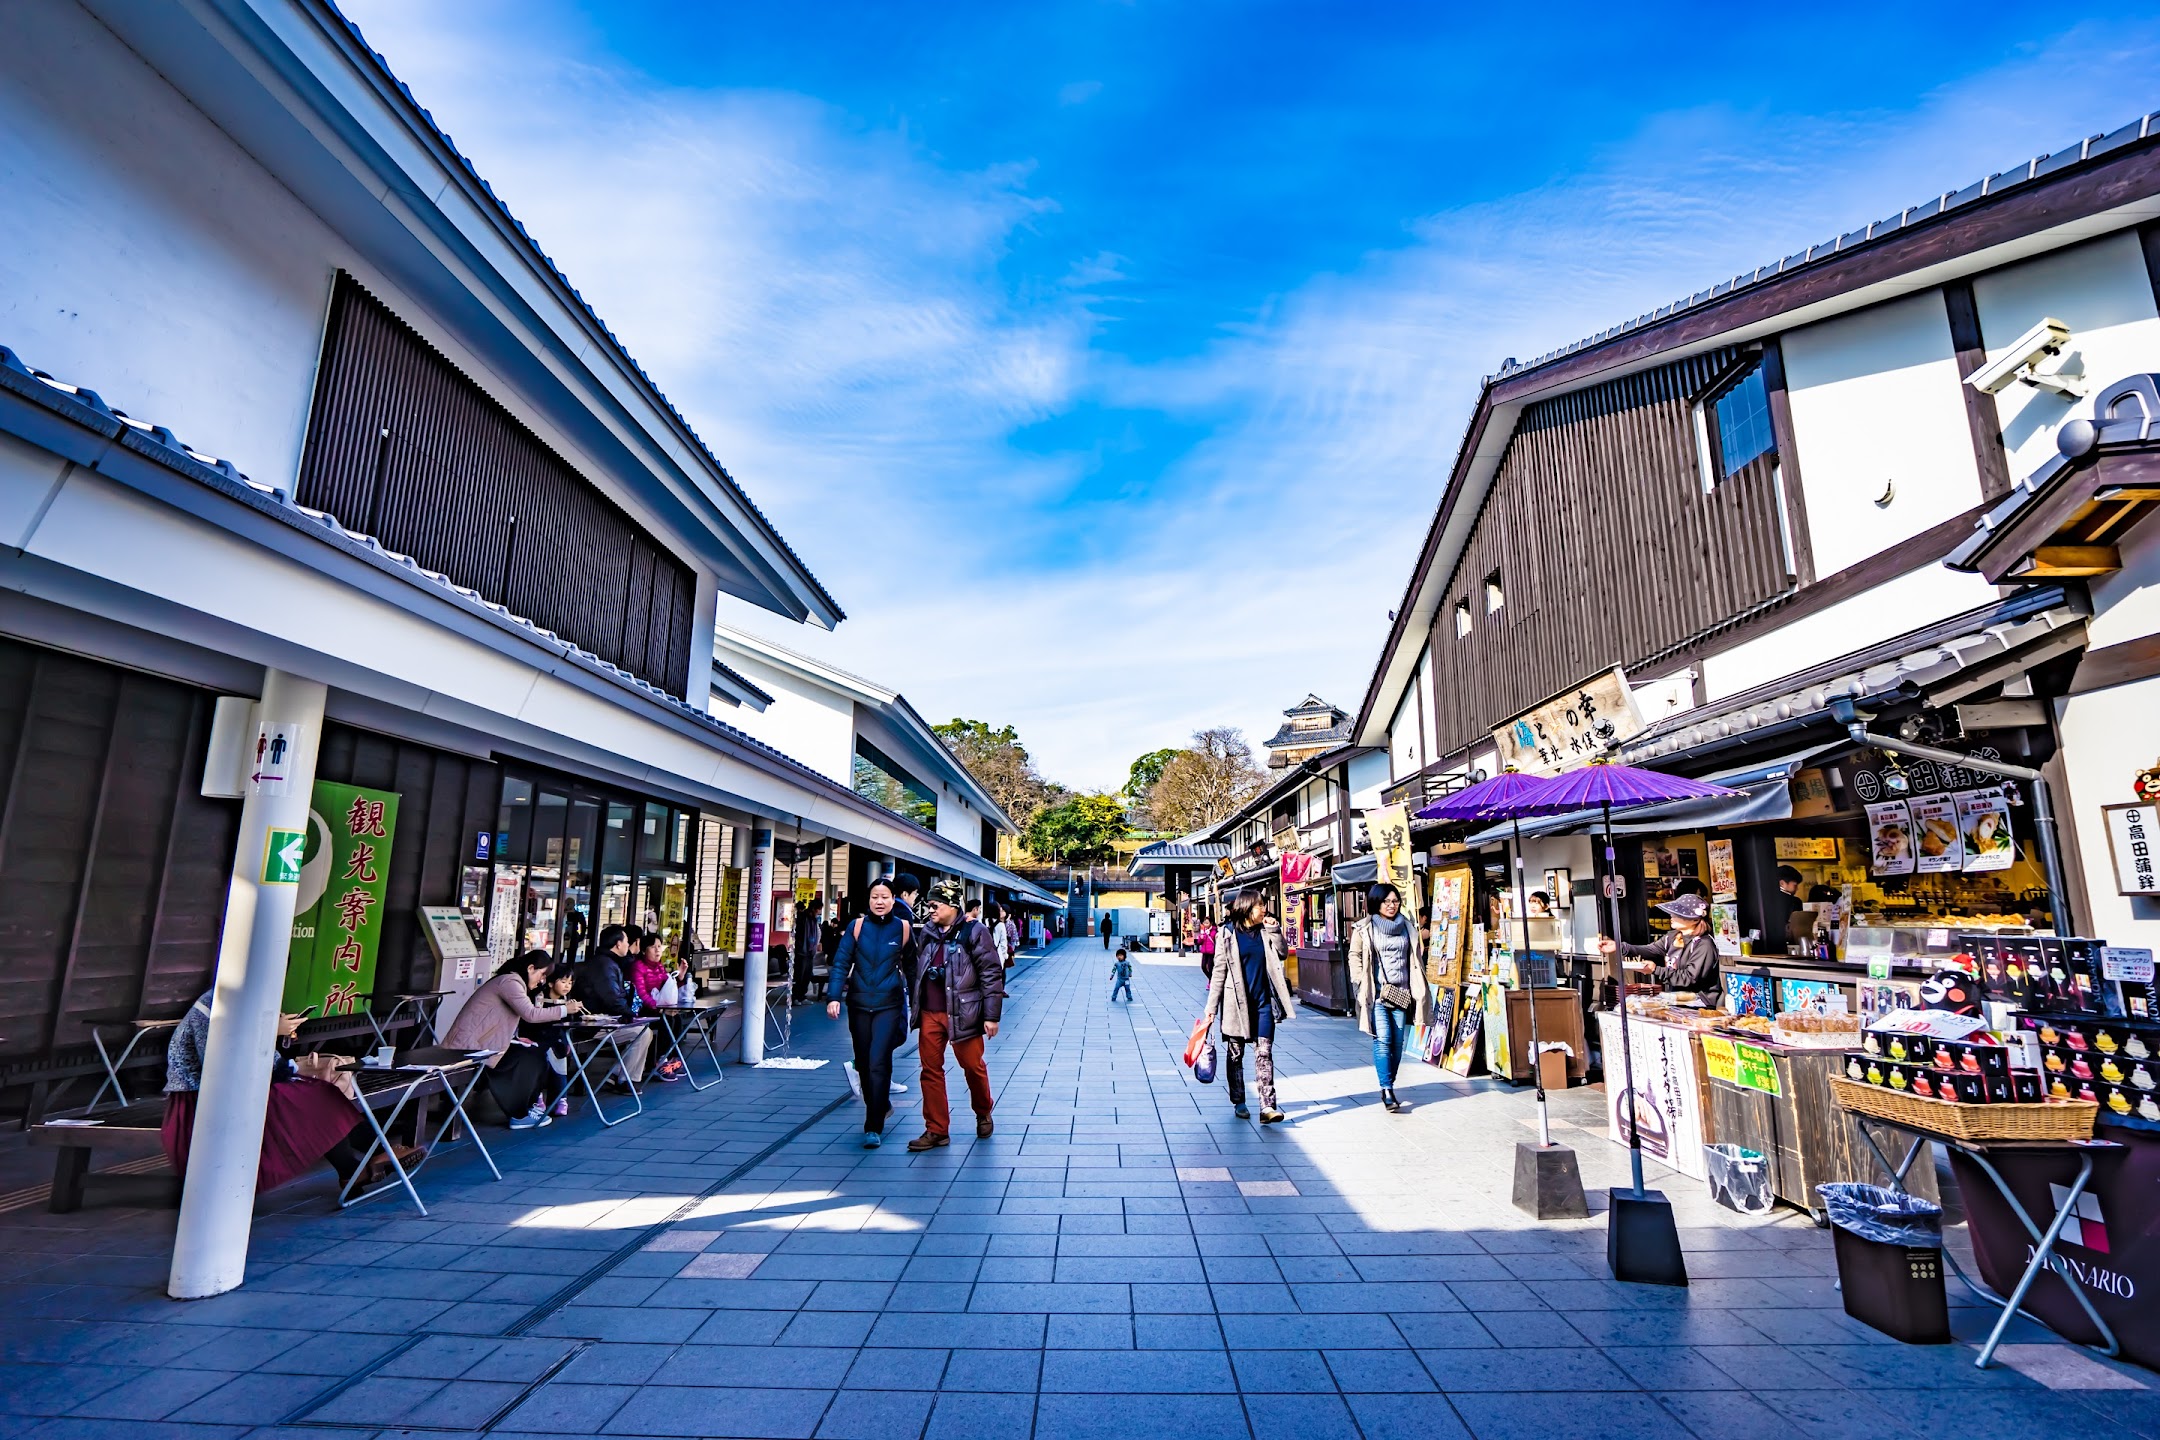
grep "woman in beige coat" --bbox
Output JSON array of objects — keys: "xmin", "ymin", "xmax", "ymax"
[
  {"xmin": 1348, "ymin": 883, "xmax": 1432, "ymax": 1112},
  {"xmin": 1203, "ymin": 890, "xmax": 1296, "ymax": 1122}
]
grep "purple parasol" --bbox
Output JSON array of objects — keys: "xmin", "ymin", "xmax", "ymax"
[
  {"xmin": 1415, "ymin": 770, "xmax": 1555, "ymax": 823},
  {"xmin": 1515, "ymin": 761, "xmax": 1737, "ymax": 815}
]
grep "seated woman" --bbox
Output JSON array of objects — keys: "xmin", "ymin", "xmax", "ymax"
[
  {"xmin": 161, "ymin": 991, "xmax": 367, "ymax": 1192},
  {"xmin": 443, "ymin": 949, "xmax": 583, "ymax": 1128},
  {"xmin": 630, "ymin": 935, "xmax": 686, "ymax": 1084}
]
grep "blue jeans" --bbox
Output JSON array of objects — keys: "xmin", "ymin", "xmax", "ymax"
[
  {"xmin": 1110, "ymin": 977, "xmax": 1132, "ymax": 1001},
  {"xmin": 1371, "ymin": 1001, "xmax": 1409, "ymax": 1087}
]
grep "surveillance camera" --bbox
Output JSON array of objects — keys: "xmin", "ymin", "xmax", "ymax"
[{"xmin": 1965, "ymin": 317, "xmax": 2081, "ymax": 397}]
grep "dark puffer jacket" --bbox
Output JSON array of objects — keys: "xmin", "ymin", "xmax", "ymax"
[{"xmin": 909, "ymin": 919, "xmax": 1006, "ymax": 1042}]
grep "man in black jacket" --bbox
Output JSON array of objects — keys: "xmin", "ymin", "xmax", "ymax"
[
  {"xmin": 573, "ymin": 924, "xmax": 651, "ymax": 1088},
  {"xmin": 907, "ymin": 880, "xmax": 1006, "ymax": 1150}
]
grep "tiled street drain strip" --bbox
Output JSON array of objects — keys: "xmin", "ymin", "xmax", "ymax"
[{"xmin": 278, "ymin": 1088, "xmax": 854, "ymax": 1430}]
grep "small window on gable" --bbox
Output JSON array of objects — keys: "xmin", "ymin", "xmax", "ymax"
[
  {"xmin": 1454, "ymin": 599, "xmax": 1472, "ymax": 637},
  {"xmin": 1484, "ymin": 572, "xmax": 1504, "ymax": 615},
  {"xmin": 1705, "ymin": 363, "xmax": 1775, "ymax": 481}
]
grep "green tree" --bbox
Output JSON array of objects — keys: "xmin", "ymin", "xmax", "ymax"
[
  {"xmin": 933, "ymin": 717, "xmax": 1054, "ymax": 826},
  {"xmin": 1022, "ymin": 793, "xmax": 1129, "ymax": 869},
  {"xmin": 1125, "ymin": 748, "xmax": 1179, "ymax": 802}
]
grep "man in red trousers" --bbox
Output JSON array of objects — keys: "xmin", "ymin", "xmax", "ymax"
[{"xmin": 906, "ymin": 879, "xmax": 1005, "ymax": 1150}]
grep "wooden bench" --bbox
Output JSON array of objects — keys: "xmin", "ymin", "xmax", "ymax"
[{"xmin": 29, "ymin": 1100, "xmax": 169, "ymax": 1212}]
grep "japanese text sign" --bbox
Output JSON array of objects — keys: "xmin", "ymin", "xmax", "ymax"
[
  {"xmin": 1493, "ymin": 668, "xmax": 1645, "ymax": 776},
  {"xmin": 284, "ymin": 781, "xmax": 400, "ymax": 1017},
  {"xmin": 2104, "ymin": 804, "xmax": 2159, "ymax": 896}
]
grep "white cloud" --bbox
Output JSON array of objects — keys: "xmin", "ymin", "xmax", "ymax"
[{"xmin": 337, "ymin": 1, "xmax": 2160, "ymax": 792}]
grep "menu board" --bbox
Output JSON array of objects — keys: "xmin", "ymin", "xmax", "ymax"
[
  {"xmin": 1867, "ymin": 800, "xmax": 1916, "ymax": 876},
  {"xmin": 1427, "ymin": 868, "xmax": 1470, "ymax": 986},
  {"xmin": 1958, "ymin": 788, "xmax": 2015, "ymax": 872},
  {"xmin": 1707, "ymin": 839, "xmax": 1737, "ymax": 899},
  {"xmin": 1910, "ymin": 796, "xmax": 1963, "ymax": 873},
  {"xmin": 1441, "ymin": 982, "xmax": 1486, "ymax": 1073}
]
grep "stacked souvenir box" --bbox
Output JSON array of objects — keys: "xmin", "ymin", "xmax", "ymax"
[
  {"xmin": 2023, "ymin": 1014, "xmax": 2160, "ymax": 1123},
  {"xmin": 1845, "ymin": 1028, "xmax": 2041, "ymax": 1104}
]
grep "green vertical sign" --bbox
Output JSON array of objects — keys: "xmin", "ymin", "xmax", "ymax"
[{"xmin": 285, "ymin": 781, "xmax": 400, "ymax": 1017}]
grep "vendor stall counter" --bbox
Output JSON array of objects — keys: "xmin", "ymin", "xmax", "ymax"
[{"xmin": 1703, "ymin": 1039, "xmax": 1938, "ymax": 1216}]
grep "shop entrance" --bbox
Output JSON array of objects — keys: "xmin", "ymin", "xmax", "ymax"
[{"xmin": 488, "ymin": 775, "xmax": 699, "ymax": 968}]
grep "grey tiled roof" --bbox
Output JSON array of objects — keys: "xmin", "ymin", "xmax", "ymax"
[
  {"xmin": 1265, "ymin": 719, "xmax": 1353, "ymax": 749},
  {"xmin": 321, "ymin": 1, "xmax": 842, "ymax": 624},
  {"xmin": 1494, "ymin": 111, "xmax": 2160, "ymax": 384}
]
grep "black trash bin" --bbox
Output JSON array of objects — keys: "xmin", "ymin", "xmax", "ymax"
[{"xmin": 1817, "ymin": 1183, "xmax": 1948, "ymax": 1344}]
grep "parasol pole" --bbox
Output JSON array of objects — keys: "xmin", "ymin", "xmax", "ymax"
[
  {"xmin": 1602, "ymin": 798, "xmax": 1646, "ymax": 1198},
  {"xmin": 1511, "ymin": 815, "xmax": 1551, "ymax": 1148}
]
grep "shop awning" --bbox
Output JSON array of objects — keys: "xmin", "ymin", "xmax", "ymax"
[
  {"xmin": 1330, "ymin": 856, "xmax": 1378, "ymax": 887},
  {"xmin": 1463, "ymin": 743, "xmax": 1845, "ymax": 845}
]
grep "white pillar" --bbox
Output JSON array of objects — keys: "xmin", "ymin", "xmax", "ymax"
[
  {"xmin": 740, "ymin": 825, "xmax": 773, "ymax": 1064},
  {"xmin": 169, "ymin": 669, "xmax": 326, "ymax": 1300}
]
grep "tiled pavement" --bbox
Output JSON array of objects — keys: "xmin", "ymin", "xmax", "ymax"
[{"xmin": 1, "ymin": 938, "xmax": 2154, "ymax": 1439}]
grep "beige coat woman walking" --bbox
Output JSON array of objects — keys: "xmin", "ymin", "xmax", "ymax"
[{"xmin": 1203, "ymin": 893, "xmax": 1296, "ymax": 1123}]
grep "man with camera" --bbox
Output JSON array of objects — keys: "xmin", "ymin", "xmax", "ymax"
[{"xmin": 906, "ymin": 879, "xmax": 1005, "ymax": 1150}]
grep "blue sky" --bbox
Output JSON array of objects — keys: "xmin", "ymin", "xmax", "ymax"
[{"xmin": 342, "ymin": 0, "xmax": 2160, "ymax": 791}]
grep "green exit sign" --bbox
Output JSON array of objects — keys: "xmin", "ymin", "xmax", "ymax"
[{"xmin": 262, "ymin": 827, "xmax": 306, "ymax": 885}]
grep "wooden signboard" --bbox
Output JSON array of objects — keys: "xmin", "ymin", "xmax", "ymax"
[{"xmin": 1493, "ymin": 668, "xmax": 1646, "ymax": 775}]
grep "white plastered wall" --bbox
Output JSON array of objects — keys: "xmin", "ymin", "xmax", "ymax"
[
  {"xmin": 707, "ymin": 651, "xmax": 857, "ymax": 784},
  {"xmin": 1780, "ymin": 290, "xmax": 1987, "ymax": 579},
  {"xmin": 1973, "ymin": 231, "xmax": 2160, "ymax": 483},
  {"xmin": 1699, "ymin": 563, "xmax": 1999, "ymax": 703}
]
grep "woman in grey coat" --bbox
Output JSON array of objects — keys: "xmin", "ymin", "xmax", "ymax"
[
  {"xmin": 1348, "ymin": 883, "xmax": 1431, "ymax": 1112},
  {"xmin": 1203, "ymin": 890, "xmax": 1296, "ymax": 1123}
]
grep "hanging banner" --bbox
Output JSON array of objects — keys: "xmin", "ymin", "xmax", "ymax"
[
  {"xmin": 745, "ymin": 830, "xmax": 773, "ymax": 953},
  {"xmin": 285, "ymin": 781, "xmax": 400, "ymax": 1017},
  {"xmin": 1911, "ymin": 795, "xmax": 1962, "ymax": 873},
  {"xmin": 1367, "ymin": 803, "xmax": 1421, "ymax": 914},
  {"xmin": 716, "ymin": 866, "xmax": 746, "ymax": 954},
  {"xmin": 1867, "ymin": 800, "xmax": 1917, "ymax": 876},
  {"xmin": 1957, "ymin": 788, "xmax": 2015, "ymax": 873}
]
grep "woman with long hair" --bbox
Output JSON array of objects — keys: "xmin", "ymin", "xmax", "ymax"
[
  {"xmin": 1348, "ymin": 883, "xmax": 1431, "ymax": 1112},
  {"xmin": 1202, "ymin": 890, "xmax": 1296, "ymax": 1123},
  {"xmin": 826, "ymin": 876, "xmax": 913, "ymax": 1148},
  {"xmin": 441, "ymin": 949, "xmax": 583, "ymax": 1128}
]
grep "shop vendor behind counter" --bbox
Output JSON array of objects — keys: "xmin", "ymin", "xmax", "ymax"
[{"xmin": 1599, "ymin": 894, "xmax": 1721, "ymax": 998}]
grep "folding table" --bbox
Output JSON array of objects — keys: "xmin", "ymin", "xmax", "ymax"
[
  {"xmin": 86, "ymin": 1018, "xmax": 181, "ymax": 1111},
  {"xmin": 336, "ymin": 1048, "xmax": 501, "ymax": 1215},
  {"xmin": 562, "ymin": 1018, "xmax": 654, "ymax": 1126},
  {"xmin": 653, "ymin": 1002, "xmax": 730, "ymax": 1091},
  {"xmin": 1850, "ymin": 1113, "xmax": 2125, "ymax": 1368},
  {"xmin": 358, "ymin": 990, "xmax": 451, "ymax": 1051}
]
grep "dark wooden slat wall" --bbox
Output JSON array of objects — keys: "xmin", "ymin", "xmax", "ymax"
[
  {"xmin": 314, "ymin": 723, "xmax": 499, "ymax": 1002},
  {"xmin": 1423, "ymin": 349, "xmax": 1793, "ymax": 757},
  {"xmin": 0, "ymin": 641, "xmax": 240, "ymax": 1058},
  {"xmin": 295, "ymin": 274, "xmax": 698, "ymax": 699}
]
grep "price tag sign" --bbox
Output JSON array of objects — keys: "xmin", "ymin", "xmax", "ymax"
[
  {"xmin": 1868, "ymin": 956, "xmax": 1892, "ymax": 980},
  {"xmin": 2103, "ymin": 947, "xmax": 2155, "ymax": 984},
  {"xmin": 1734, "ymin": 1042, "xmax": 1782, "ymax": 1096},
  {"xmin": 1700, "ymin": 1035, "xmax": 1738, "ymax": 1084}
]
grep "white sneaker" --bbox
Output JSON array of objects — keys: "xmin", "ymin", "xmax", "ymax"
[{"xmin": 890, "ymin": 1081, "xmax": 908, "ymax": 1094}]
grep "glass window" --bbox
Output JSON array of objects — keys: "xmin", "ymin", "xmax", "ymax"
[
  {"xmin": 1454, "ymin": 599, "xmax": 1472, "ymax": 637},
  {"xmin": 1485, "ymin": 572, "xmax": 1503, "ymax": 614},
  {"xmin": 1713, "ymin": 365, "xmax": 1775, "ymax": 479},
  {"xmin": 497, "ymin": 777, "xmax": 534, "ymax": 867},
  {"xmin": 854, "ymin": 738, "xmax": 938, "ymax": 829}
]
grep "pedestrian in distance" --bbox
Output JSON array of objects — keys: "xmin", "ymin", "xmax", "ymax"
[
  {"xmin": 906, "ymin": 878, "xmax": 1005, "ymax": 1150},
  {"xmin": 1100, "ymin": 911, "xmax": 1113, "ymax": 949},
  {"xmin": 1110, "ymin": 946, "xmax": 1134, "ymax": 1002},
  {"xmin": 1348, "ymin": 883, "xmax": 1430, "ymax": 1112},
  {"xmin": 827, "ymin": 876, "xmax": 912, "ymax": 1148},
  {"xmin": 1196, "ymin": 910, "xmax": 1218, "ymax": 983},
  {"xmin": 792, "ymin": 898, "xmax": 824, "ymax": 1005},
  {"xmin": 985, "ymin": 901, "xmax": 1015, "ymax": 969},
  {"xmin": 1203, "ymin": 889, "xmax": 1295, "ymax": 1123}
]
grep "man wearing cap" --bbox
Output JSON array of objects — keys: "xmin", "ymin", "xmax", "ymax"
[
  {"xmin": 1595, "ymin": 894, "xmax": 1722, "ymax": 998},
  {"xmin": 906, "ymin": 879, "xmax": 1006, "ymax": 1150}
]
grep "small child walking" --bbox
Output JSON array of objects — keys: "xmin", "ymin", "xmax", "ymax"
[{"xmin": 1109, "ymin": 946, "xmax": 1134, "ymax": 1003}]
